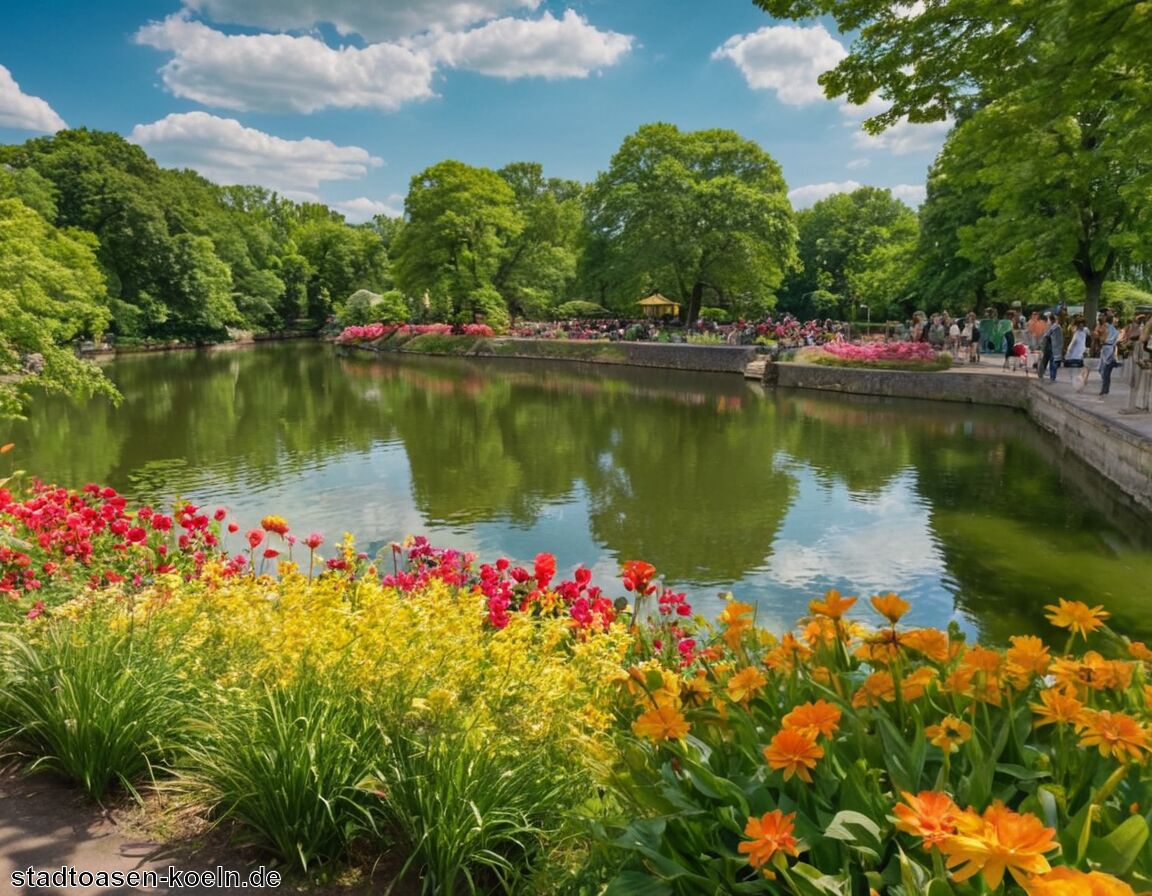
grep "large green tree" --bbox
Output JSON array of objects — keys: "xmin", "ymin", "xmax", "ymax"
[
  {"xmin": 0, "ymin": 199, "xmax": 116, "ymax": 416},
  {"xmin": 755, "ymin": 0, "xmax": 1152, "ymax": 323},
  {"xmin": 392, "ymin": 160, "xmax": 523, "ymax": 326},
  {"xmin": 586, "ymin": 123, "xmax": 797, "ymax": 322},
  {"xmin": 781, "ymin": 187, "xmax": 918, "ymax": 320}
]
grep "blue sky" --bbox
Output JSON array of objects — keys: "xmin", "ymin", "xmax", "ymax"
[{"xmin": 0, "ymin": 0, "xmax": 947, "ymax": 221}]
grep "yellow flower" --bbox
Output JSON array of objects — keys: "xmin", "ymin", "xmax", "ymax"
[
  {"xmin": 1076, "ymin": 709, "xmax": 1148, "ymax": 763},
  {"xmin": 1030, "ymin": 687, "xmax": 1084, "ymax": 728},
  {"xmin": 940, "ymin": 801, "xmax": 1058, "ymax": 889},
  {"xmin": 901, "ymin": 667, "xmax": 937, "ymax": 701},
  {"xmin": 763, "ymin": 728, "xmax": 824, "ymax": 783},
  {"xmin": 680, "ymin": 674, "xmax": 713, "ymax": 708},
  {"xmin": 893, "ymin": 790, "xmax": 960, "ymax": 849},
  {"xmin": 1045, "ymin": 598, "xmax": 1109, "ymax": 639},
  {"xmin": 1022, "ymin": 867, "xmax": 1138, "ymax": 896},
  {"xmin": 632, "ymin": 705, "xmax": 690, "ymax": 742},
  {"xmin": 781, "ymin": 699, "xmax": 842, "ymax": 739},
  {"xmin": 870, "ymin": 592, "xmax": 910, "ymax": 624},
  {"xmin": 726, "ymin": 665, "xmax": 768, "ymax": 703},
  {"xmin": 718, "ymin": 600, "xmax": 755, "ymax": 649},
  {"xmin": 738, "ymin": 809, "xmax": 799, "ymax": 879},
  {"xmin": 1006, "ymin": 635, "xmax": 1050, "ymax": 678},
  {"xmin": 925, "ymin": 715, "xmax": 972, "ymax": 752},
  {"xmin": 809, "ymin": 589, "xmax": 856, "ymax": 619}
]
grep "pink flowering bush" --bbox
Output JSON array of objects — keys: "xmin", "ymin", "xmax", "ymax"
[
  {"xmin": 799, "ymin": 340, "xmax": 949, "ymax": 369},
  {"xmin": 336, "ymin": 322, "xmax": 490, "ymax": 344}
]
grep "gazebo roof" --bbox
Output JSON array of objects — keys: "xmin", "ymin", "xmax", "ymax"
[{"xmin": 636, "ymin": 294, "xmax": 679, "ymax": 308}]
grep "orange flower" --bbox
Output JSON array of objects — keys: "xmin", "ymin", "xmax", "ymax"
[
  {"xmin": 632, "ymin": 705, "xmax": 689, "ymax": 742},
  {"xmin": 1049, "ymin": 651, "xmax": 1130, "ymax": 693},
  {"xmin": 901, "ymin": 667, "xmax": 937, "ymax": 701},
  {"xmin": 1126, "ymin": 640, "xmax": 1152, "ymax": 662},
  {"xmin": 680, "ymin": 674, "xmax": 713, "ymax": 708},
  {"xmin": 1007, "ymin": 635, "xmax": 1051, "ymax": 678},
  {"xmin": 893, "ymin": 790, "xmax": 960, "ymax": 849},
  {"xmin": 940, "ymin": 801, "xmax": 1058, "ymax": 889},
  {"xmin": 738, "ymin": 809, "xmax": 799, "ymax": 878},
  {"xmin": 1045, "ymin": 598, "xmax": 1109, "ymax": 639},
  {"xmin": 926, "ymin": 715, "xmax": 973, "ymax": 752},
  {"xmin": 260, "ymin": 514, "xmax": 289, "ymax": 535},
  {"xmin": 782, "ymin": 699, "xmax": 842, "ymax": 739},
  {"xmin": 871, "ymin": 592, "xmax": 910, "ymax": 624},
  {"xmin": 726, "ymin": 666, "xmax": 768, "ymax": 703},
  {"xmin": 855, "ymin": 628, "xmax": 903, "ymax": 664},
  {"xmin": 764, "ymin": 728, "xmax": 824, "ymax": 783},
  {"xmin": 852, "ymin": 671, "xmax": 895, "ymax": 708},
  {"xmin": 718, "ymin": 600, "xmax": 755, "ymax": 650},
  {"xmin": 1030, "ymin": 688, "xmax": 1084, "ymax": 729},
  {"xmin": 1022, "ymin": 867, "xmax": 1138, "ymax": 896},
  {"xmin": 809, "ymin": 589, "xmax": 857, "ymax": 619},
  {"xmin": 902, "ymin": 627, "xmax": 951, "ymax": 663},
  {"xmin": 763, "ymin": 633, "xmax": 812, "ymax": 673},
  {"xmin": 959, "ymin": 644, "xmax": 1003, "ymax": 676},
  {"xmin": 1076, "ymin": 709, "xmax": 1148, "ymax": 763}
]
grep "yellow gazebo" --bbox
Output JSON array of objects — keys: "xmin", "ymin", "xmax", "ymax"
[{"xmin": 636, "ymin": 293, "xmax": 681, "ymax": 318}]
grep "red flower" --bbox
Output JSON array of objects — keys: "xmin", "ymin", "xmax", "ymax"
[
  {"xmin": 246, "ymin": 529, "xmax": 264, "ymax": 549},
  {"xmin": 126, "ymin": 526, "xmax": 148, "ymax": 544},
  {"xmin": 26, "ymin": 601, "xmax": 45, "ymax": 620},
  {"xmin": 534, "ymin": 552, "xmax": 557, "ymax": 589},
  {"xmin": 303, "ymin": 532, "xmax": 323, "ymax": 550},
  {"xmin": 622, "ymin": 560, "xmax": 657, "ymax": 595},
  {"xmin": 263, "ymin": 548, "xmax": 280, "ymax": 559},
  {"xmin": 227, "ymin": 522, "xmax": 239, "ymax": 533}
]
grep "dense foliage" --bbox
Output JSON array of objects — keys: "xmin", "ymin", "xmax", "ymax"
[{"xmin": 1, "ymin": 481, "xmax": 1150, "ymax": 893}]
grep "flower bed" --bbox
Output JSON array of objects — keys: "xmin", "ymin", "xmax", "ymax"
[
  {"xmin": 799, "ymin": 341, "xmax": 952, "ymax": 371},
  {"xmin": 336, "ymin": 322, "xmax": 493, "ymax": 344},
  {"xmin": 1, "ymin": 481, "xmax": 1150, "ymax": 894}
]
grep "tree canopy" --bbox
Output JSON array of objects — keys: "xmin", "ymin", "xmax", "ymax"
[
  {"xmin": 754, "ymin": 0, "xmax": 1152, "ymax": 322},
  {"xmin": 586, "ymin": 123, "xmax": 798, "ymax": 322}
]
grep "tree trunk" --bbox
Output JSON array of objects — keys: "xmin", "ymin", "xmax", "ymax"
[
  {"xmin": 1082, "ymin": 272, "xmax": 1105, "ymax": 328},
  {"xmin": 686, "ymin": 281, "xmax": 704, "ymax": 325}
]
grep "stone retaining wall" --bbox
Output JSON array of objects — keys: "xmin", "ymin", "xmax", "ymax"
[
  {"xmin": 473, "ymin": 338, "xmax": 759, "ymax": 373},
  {"xmin": 773, "ymin": 362, "xmax": 1030, "ymax": 408}
]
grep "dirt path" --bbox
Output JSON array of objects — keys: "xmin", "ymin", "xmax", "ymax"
[{"xmin": 0, "ymin": 768, "xmax": 391, "ymax": 895}]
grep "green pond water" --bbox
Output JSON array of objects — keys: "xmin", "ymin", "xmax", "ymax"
[{"xmin": 4, "ymin": 341, "xmax": 1150, "ymax": 644}]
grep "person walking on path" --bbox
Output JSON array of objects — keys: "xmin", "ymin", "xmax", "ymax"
[
  {"xmin": 1065, "ymin": 319, "xmax": 1087, "ymax": 380},
  {"xmin": 1097, "ymin": 313, "xmax": 1121, "ymax": 399},
  {"xmin": 1044, "ymin": 314, "xmax": 1064, "ymax": 382}
]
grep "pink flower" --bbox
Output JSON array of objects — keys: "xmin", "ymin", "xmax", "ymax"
[{"xmin": 303, "ymin": 532, "xmax": 324, "ymax": 550}]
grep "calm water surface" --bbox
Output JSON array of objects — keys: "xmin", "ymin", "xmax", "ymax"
[{"xmin": 5, "ymin": 342, "xmax": 1151, "ymax": 643}]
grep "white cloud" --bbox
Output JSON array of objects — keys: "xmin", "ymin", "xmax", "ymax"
[
  {"xmin": 129, "ymin": 112, "xmax": 381, "ymax": 194},
  {"xmin": 712, "ymin": 24, "xmax": 846, "ymax": 106},
  {"xmin": 334, "ymin": 196, "xmax": 403, "ymax": 222},
  {"xmin": 425, "ymin": 10, "xmax": 632, "ymax": 79},
  {"xmin": 135, "ymin": 14, "xmax": 435, "ymax": 113},
  {"xmin": 184, "ymin": 0, "xmax": 541, "ymax": 41},
  {"xmin": 0, "ymin": 64, "xmax": 66, "ymax": 133},
  {"xmin": 890, "ymin": 183, "xmax": 927, "ymax": 206},
  {"xmin": 788, "ymin": 180, "xmax": 862, "ymax": 208},
  {"xmin": 846, "ymin": 157, "xmax": 870, "ymax": 170},
  {"xmin": 851, "ymin": 116, "xmax": 951, "ymax": 156},
  {"xmin": 838, "ymin": 93, "xmax": 890, "ymax": 122}
]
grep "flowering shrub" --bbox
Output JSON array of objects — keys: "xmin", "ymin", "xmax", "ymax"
[
  {"xmin": 602, "ymin": 590, "xmax": 1152, "ymax": 894},
  {"xmin": 336, "ymin": 322, "xmax": 493, "ymax": 344},
  {"xmin": 2, "ymin": 481, "xmax": 1150, "ymax": 891},
  {"xmin": 818, "ymin": 340, "xmax": 940, "ymax": 363}
]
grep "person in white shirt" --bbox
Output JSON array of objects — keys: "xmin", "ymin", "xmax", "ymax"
[{"xmin": 1065, "ymin": 320, "xmax": 1087, "ymax": 366}]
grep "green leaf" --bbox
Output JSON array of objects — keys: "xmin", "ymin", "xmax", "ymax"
[
  {"xmin": 823, "ymin": 809, "xmax": 884, "ymax": 861},
  {"xmin": 1086, "ymin": 814, "xmax": 1149, "ymax": 877},
  {"xmin": 605, "ymin": 871, "xmax": 674, "ymax": 896}
]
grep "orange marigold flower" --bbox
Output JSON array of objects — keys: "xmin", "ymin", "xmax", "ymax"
[
  {"xmin": 1007, "ymin": 635, "xmax": 1051, "ymax": 677},
  {"xmin": 1049, "ymin": 651, "xmax": 1130, "ymax": 693},
  {"xmin": 855, "ymin": 628, "xmax": 903, "ymax": 665},
  {"xmin": 852, "ymin": 671, "xmax": 895, "ymax": 708},
  {"xmin": 727, "ymin": 665, "xmax": 768, "ymax": 703},
  {"xmin": 802, "ymin": 617, "xmax": 838, "ymax": 648},
  {"xmin": 940, "ymin": 801, "xmax": 1058, "ymax": 889},
  {"xmin": 809, "ymin": 589, "xmax": 856, "ymax": 619},
  {"xmin": 680, "ymin": 674, "xmax": 712, "ymax": 708},
  {"xmin": 925, "ymin": 715, "xmax": 973, "ymax": 752},
  {"xmin": 1076, "ymin": 709, "xmax": 1148, "ymax": 763},
  {"xmin": 959, "ymin": 644, "xmax": 1003, "ymax": 676},
  {"xmin": 902, "ymin": 627, "xmax": 951, "ymax": 663},
  {"xmin": 1022, "ymin": 867, "xmax": 1138, "ymax": 896},
  {"xmin": 718, "ymin": 599, "xmax": 755, "ymax": 649},
  {"xmin": 1126, "ymin": 640, "xmax": 1152, "ymax": 662},
  {"xmin": 871, "ymin": 592, "xmax": 910, "ymax": 624},
  {"xmin": 764, "ymin": 728, "xmax": 824, "ymax": 783},
  {"xmin": 893, "ymin": 790, "xmax": 960, "ymax": 849},
  {"xmin": 738, "ymin": 809, "xmax": 799, "ymax": 878},
  {"xmin": 782, "ymin": 699, "xmax": 841, "ymax": 739},
  {"xmin": 763, "ymin": 633, "xmax": 811, "ymax": 673},
  {"xmin": 260, "ymin": 514, "xmax": 290, "ymax": 535},
  {"xmin": 901, "ymin": 666, "xmax": 937, "ymax": 701},
  {"xmin": 1030, "ymin": 688, "xmax": 1084, "ymax": 728},
  {"xmin": 1045, "ymin": 598, "xmax": 1109, "ymax": 639},
  {"xmin": 632, "ymin": 705, "xmax": 690, "ymax": 742}
]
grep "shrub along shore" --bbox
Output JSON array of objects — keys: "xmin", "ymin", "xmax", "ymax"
[{"xmin": 1, "ymin": 481, "xmax": 1150, "ymax": 895}]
